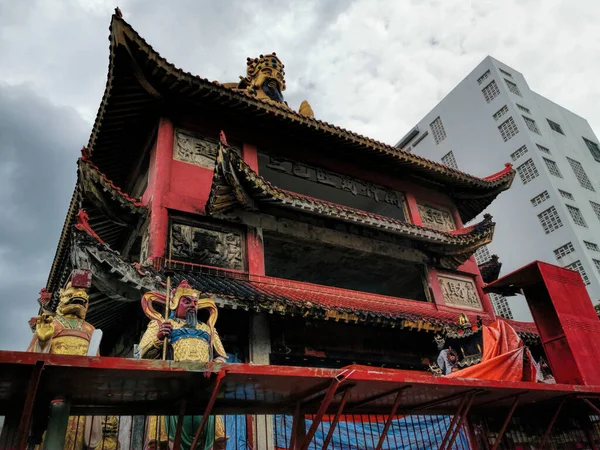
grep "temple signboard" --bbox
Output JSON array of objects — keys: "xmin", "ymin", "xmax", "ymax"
[
  {"xmin": 260, "ymin": 153, "xmax": 406, "ymax": 214},
  {"xmin": 170, "ymin": 223, "xmax": 244, "ymax": 270},
  {"xmin": 174, "ymin": 130, "xmax": 220, "ymax": 168},
  {"xmin": 417, "ymin": 203, "xmax": 455, "ymax": 232},
  {"xmin": 438, "ymin": 273, "xmax": 482, "ymax": 310}
]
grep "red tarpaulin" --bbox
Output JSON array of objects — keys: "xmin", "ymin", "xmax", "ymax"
[{"xmin": 447, "ymin": 320, "xmax": 536, "ymax": 382}]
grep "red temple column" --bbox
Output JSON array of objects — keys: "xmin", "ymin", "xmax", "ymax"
[
  {"xmin": 404, "ymin": 193, "xmax": 423, "ymax": 226},
  {"xmin": 145, "ymin": 117, "xmax": 174, "ymax": 263},
  {"xmin": 242, "ymin": 143, "xmax": 265, "ymax": 275}
]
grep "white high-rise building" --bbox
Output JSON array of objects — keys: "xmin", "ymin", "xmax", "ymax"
[{"xmin": 398, "ymin": 56, "xmax": 600, "ymax": 321}]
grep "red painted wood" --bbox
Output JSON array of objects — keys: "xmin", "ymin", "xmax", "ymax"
[
  {"xmin": 167, "ymin": 161, "xmax": 214, "ymax": 214},
  {"xmin": 321, "ymin": 389, "xmax": 351, "ymax": 450},
  {"xmin": 190, "ymin": 371, "xmax": 225, "ymax": 450},
  {"xmin": 451, "ymin": 207, "xmax": 464, "ymax": 229},
  {"xmin": 241, "ymin": 143, "xmax": 265, "ymax": 275},
  {"xmin": 404, "ymin": 192, "xmax": 423, "ymax": 226},
  {"xmin": 246, "ymin": 227, "xmax": 265, "ymax": 275},
  {"xmin": 16, "ymin": 361, "xmax": 44, "ymax": 450},
  {"xmin": 242, "ymin": 143, "xmax": 259, "ymax": 172},
  {"xmin": 427, "ymin": 268, "xmax": 445, "ymax": 307},
  {"xmin": 491, "ymin": 395, "xmax": 520, "ymax": 450},
  {"xmin": 147, "ymin": 117, "xmax": 174, "ymax": 262},
  {"xmin": 374, "ymin": 389, "xmax": 405, "ymax": 450}
]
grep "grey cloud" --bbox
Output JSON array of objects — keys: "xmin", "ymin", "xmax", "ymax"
[{"xmin": 0, "ymin": 82, "xmax": 88, "ymax": 350}]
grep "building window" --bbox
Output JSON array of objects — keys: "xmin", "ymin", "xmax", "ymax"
[
  {"xmin": 516, "ymin": 159, "xmax": 539, "ymax": 185},
  {"xmin": 530, "ymin": 191, "xmax": 550, "ymax": 207},
  {"xmin": 499, "ymin": 68, "xmax": 513, "ymax": 78},
  {"xmin": 510, "ymin": 145, "xmax": 528, "ymax": 161},
  {"xmin": 558, "ymin": 189, "xmax": 574, "ymax": 200},
  {"xmin": 543, "ymin": 158, "xmax": 562, "ymax": 178},
  {"xmin": 482, "ymin": 80, "xmax": 500, "ymax": 103},
  {"xmin": 493, "ymin": 105, "xmax": 509, "ymax": 121},
  {"xmin": 430, "ymin": 117, "xmax": 447, "ymax": 144},
  {"xmin": 474, "ymin": 245, "xmax": 492, "ymax": 264},
  {"xmin": 566, "ymin": 260, "xmax": 590, "ymax": 285},
  {"xmin": 505, "ymin": 79, "xmax": 522, "ymax": 96},
  {"xmin": 517, "ymin": 104, "xmax": 531, "ymax": 114},
  {"xmin": 498, "ymin": 117, "xmax": 519, "ymax": 142},
  {"xmin": 441, "ymin": 151, "xmax": 459, "ymax": 170},
  {"xmin": 536, "ymin": 144, "xmax": 551, "ymax": 154},
  {"xmin": 594, "ymin": 259, "xmax": 600, "ymax": 274},
  {"xmin": 547, "ymin": 119, "xmax": 565, "ymax": 135},
  {"xmin": 489, "ymin": 292, "xmax": 513, "ymax": 319},
  {"xmin": 554, "ymin": 242, "xmax": 575, "ymax": 259},
  {"xmin": 566, "ymin": 205, "xmax": 587, "ymax": 227},
  {"xmin": 477, "ymin": 70, "xmax": 491, "ymax": 85},
  {"xmin": 584, "ymin": 241, "xmax": 600, "ymax": 252},
  {"xmin": 582, "ymin": 137, "xmax": 600, "ymax": 163},
  {"xmin": 590, "ymin": 201, "xmax": 600, "ymax": 221},
  {"xmin": 567, "ymin": 157, "xmax": 595, "ymax": 191},
  {"xmin": 523, "ymin": 116, "xmax": 541, "ymax": 135},
  {"xmin": 538, "ymin": 206, "xmax": 563, "ymax": 234}
]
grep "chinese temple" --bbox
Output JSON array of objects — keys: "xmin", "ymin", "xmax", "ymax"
[
  {"xmin": 43, "ymin": 11, "xmax": 534, "ymax": 368},
  {"xmin": 4, "ymin": 9, "xmax": 600, "ymax": 450}
]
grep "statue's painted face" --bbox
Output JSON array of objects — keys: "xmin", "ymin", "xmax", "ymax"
[
  {"xmin": 57, "ymin": 286, "xmax": 89, "ymax": 319},
  {"xmin": 175, "ymin": 295, "xmax": 197, "ymax": 319},
  {"xmin": 247, "ymin": 54, "xmax": 286, "ymax": 103}
]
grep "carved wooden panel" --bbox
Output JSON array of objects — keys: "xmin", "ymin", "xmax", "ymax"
[
  {"xmin": 438, "ymin": 273, "xmax": 482, "ymax": 310},
  {"xmin": 170, "ymin": 223, "xmax": 243, "ymax": 270},
  {"xmin": 417, "ymin": 203, "xmax": 455, "ymax": 231},
  {"xmin": 139, "ymin": 226, "xmax": 149, "ymax": 264},
  {"xmin": 174, "ymin": 130, "xmax": 220, "ymax": 168}
]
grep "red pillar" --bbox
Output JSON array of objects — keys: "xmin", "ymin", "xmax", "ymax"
[
  {"xmin": 404, "ymin": 192, "xmax": 423, "ymax": 226},
  {"xmin": 243, "ymin": 143, "xmax": 265, "ymax": 275},
  {"xmin": 147, "ymin": 118, "xmax": 174, "ymax": 263}
]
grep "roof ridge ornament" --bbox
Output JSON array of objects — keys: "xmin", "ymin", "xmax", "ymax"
[{"xmin": 231, "ymin": 52, "xmax": 315, "ymax": 118}]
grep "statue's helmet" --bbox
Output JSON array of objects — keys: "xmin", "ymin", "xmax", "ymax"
[
  {"xmin": 57, "ymin": 282, "xmax": 90, "ymax": 319},
  {"xmin": 169, "ymin": 280, "xmax": 200, "ymax": 311},
  {"xmin": 246, "ymin": 53, "xmax": 286, "ymax": 94}
]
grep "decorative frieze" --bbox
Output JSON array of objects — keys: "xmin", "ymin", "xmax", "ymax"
[
  {"xmin": 417, "ymin": 203, "xmax": 455, "ymax": 232},
  {"xmin": 438, "ymin": 273, "xmax": 482, "ymax": 310},
  {"xmin": 174, "ymin": 130, "xmax": 220, "ymax": 168},
  {"xmin": 170, "ymin": 223, "xmax": 243, "ymax": 270},
  {"xmin": 263, "ymin": 154, "xmax": 405, "ymax": 210}
]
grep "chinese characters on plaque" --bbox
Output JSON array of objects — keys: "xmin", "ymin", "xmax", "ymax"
[
  {"xmin": 438, "ymin": 274, "xmax": 482, "ymax": 310},
  {"xmin": 417, "ymin": 203, "xmax": 455, "ymax": 232},
  {"xmin": 265, "ymin": 155, "xmax": 405, "ymax": 210}
]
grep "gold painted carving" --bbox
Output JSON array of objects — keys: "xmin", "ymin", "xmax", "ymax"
[
  {"xmin": 438, "ymin": 273, "xmax": 482, "ymax": 310},
  {"xmin": 417, "ymin": 203, "xmax": 455, "ymax": 231}
]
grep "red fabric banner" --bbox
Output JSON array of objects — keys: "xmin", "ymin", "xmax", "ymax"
[{"xmin": 446, "ymin": 320, "xmax": 536, "ymax": 382}]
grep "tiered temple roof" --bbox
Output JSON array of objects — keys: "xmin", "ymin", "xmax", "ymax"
[{"xmin": 45, "ymin": 13, "xmax": 532, "ymax": 347}]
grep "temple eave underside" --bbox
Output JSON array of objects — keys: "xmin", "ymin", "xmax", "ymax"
[{"xmin": 71, "ymin": 230, "xmax": 539, "ymax": 345}]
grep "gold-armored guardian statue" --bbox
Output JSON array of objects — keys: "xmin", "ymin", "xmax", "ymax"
[{"xmin": 138, "ymin": 280, "xmax": 228, "ymax": 450}]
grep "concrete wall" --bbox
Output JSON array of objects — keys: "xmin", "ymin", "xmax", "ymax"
[{"xmin": 406, "ymin": 56, "xmax": 600, "ymax": 320}]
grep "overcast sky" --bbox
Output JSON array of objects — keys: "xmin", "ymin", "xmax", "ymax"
[{"xmin": 1, "ymin": 0, "xmax": 599, "ymax": 351}]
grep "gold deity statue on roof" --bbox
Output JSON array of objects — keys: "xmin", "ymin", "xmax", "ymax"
[{"xmin": 222, "ymin": 52, "xmax": 314, "ymax": 118}]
